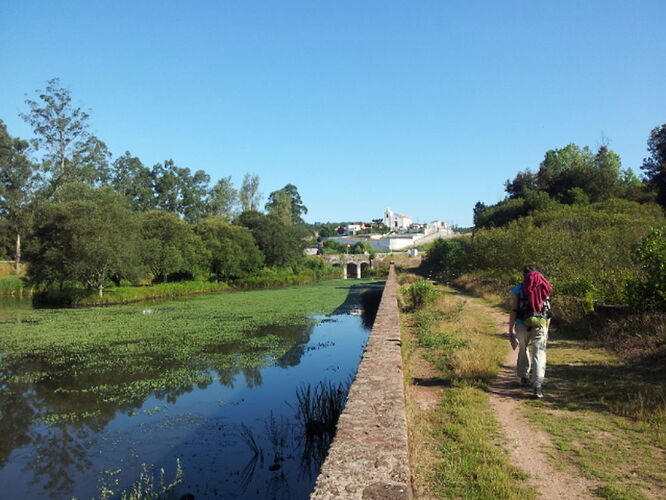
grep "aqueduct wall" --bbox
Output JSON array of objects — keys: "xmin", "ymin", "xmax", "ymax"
[{"xmin": 311, "ymin": 263, "xmax": 411, "ymax": 499}]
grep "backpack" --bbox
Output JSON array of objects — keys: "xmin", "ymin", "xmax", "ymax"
[{"xmin": 516, "ymin": 288, "xmax": 552, "ymax": 326}]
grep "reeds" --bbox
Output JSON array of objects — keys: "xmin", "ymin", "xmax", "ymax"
[{"xmin": 295, "ymin": 380, "xmax": 349, "ymax": 438}]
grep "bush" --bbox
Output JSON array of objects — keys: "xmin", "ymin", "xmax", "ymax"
[
  {"xmin": 424, "ymin": 237, "xmax": 471, "ymax": 281},
  {"xmin": 403, "ymin": 280, "xmax": 438, "ymax": 310},
  {"xmin": 625, "ymin": 227, "xmax": 666, "ymax": 311},
  {"xmin": 459, "ymin": 201, "xmax": 665, "ymax": 304}
]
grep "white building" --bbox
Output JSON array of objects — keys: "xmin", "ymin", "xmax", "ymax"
[
  {"xmin": 383, "ymin": 208, "xmax": 413, "ymax": 231},
  {"xmin": 425, "ymin": 220, "xmax": 450, "ymax": 235}
]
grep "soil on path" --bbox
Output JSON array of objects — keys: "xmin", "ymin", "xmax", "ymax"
[{"xmin": 482, "ymin": 302, "xmax": 598, "ymax": 500}]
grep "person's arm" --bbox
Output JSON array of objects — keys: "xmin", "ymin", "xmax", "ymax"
[{"xmin": 509, "ymin": 293, "xmax": 518, "ymax": 335}]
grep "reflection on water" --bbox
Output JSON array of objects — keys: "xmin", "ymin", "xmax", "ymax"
[{"xmin": 0, "ymin": 285, "xmax": 382, "ymax": 499}]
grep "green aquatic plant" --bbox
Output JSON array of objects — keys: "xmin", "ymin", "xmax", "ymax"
[
  {"xmin": 94, "ymin": 459, "xmax": 183, "ymax": 500},
  {"xmin": 295, "ymin": 379, "xmax": 350, "ymax": 438}
]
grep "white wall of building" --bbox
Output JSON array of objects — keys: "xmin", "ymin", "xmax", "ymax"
[{"xmin": 383, "ymin": 208, "xmax": 412, "ymax": 230}]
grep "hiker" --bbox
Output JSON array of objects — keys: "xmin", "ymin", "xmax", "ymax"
[{"xmin": 508, "ymin": 264, "xmax": 553, "ymax": 399}]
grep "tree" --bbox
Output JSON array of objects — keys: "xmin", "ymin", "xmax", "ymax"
[
  {"xmin": 0, "ymin": 120, "xmax": 37, "ymax": 272},
  {"xmin": 239, "ymin": 173, "xmax": 261, "ymax": 211},
  {"xmin": 236, "ymin": 210, "xmax": 306, "ymax": 267},
  {"xmin": 196, "ymin": 217, "xmax": 264, "ymax": 280},
  {"xmin": 151, "ymin": 160, "xmax": 182, "ymax": 213},
  {"xmin": 69, "ymin": 135, "xmax": 112, "ymax": 186},
  {"xmin": 533, "ymin": 143, "xmax": 627, "ymax": 203},
  {"xmin": 317, "ymin": 224, "xmax": 337, "ymax": 238},
  {"xmin": 265, "ymin": 184, "xmax": 307, "ymax": 225},
  {"xmin": 111, "ymin": 151, "xmax": 155, "ymax": 211},
  {"xmin": 350, "ymin": 241, "xmax": 375, "ymax": 255},
  {"xmin": 180, "ymin": 168, "xmax": 210, "ymax": 222},
  {"xmin": 150, "ymin": 160, "xmax": 210, "ymax": 221},
  {"xmin": 641, "ymin": 124, "xmax": 666, "ymax": 209},
  {"xmin": 26, "ymin": 186, "xmax": 142, "ymax": 295},
  {"xmin": 139, "ymin": 211, "xmax": 205, "ymax": 282},
  {"xmin": 505, "ymin": 169, "xmax": 538, "ymax": 199},
  {"xmin": 207, "ymin": 176, "xmax": 238, "ymax": 219},
  {"xmin": 473, "ymin": 201, "xmax": 487, "ymax": 228},
  {"xmin": 265, "ymin": 188, "xmax": 293, "ymax": 224},
  {"xmin": 20, "ymin": 78, "xmax": 95, "ymax": 195}
]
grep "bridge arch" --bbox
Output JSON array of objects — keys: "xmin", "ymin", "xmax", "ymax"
[{"xmin": 345, "ymin": 262, "xmax": 361, "ymax": 279}]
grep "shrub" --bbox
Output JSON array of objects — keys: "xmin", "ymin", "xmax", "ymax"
[
  {"xmin": 625, "ymin": 227, "xmax": 666, "ymax": 311},
  {"xmin": 424, "ymin": 237, "xmax": 471, "ymax": 281},
  {"xmin": 404, "ymin": 280, "xmax": 438, "ymax": 310},
  {"xmin": 456, "ymin": 201, "xmax": 664, "ymax": 304}
]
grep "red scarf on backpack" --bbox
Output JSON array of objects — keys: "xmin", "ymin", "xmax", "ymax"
[{"xmin": 522, "ymin": 271, "xmax": 553, "ymax": 314}]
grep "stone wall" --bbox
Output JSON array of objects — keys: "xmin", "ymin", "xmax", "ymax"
[{"xmin": 311, "ymin": 264, "xmax": 412, "ymax": 499}]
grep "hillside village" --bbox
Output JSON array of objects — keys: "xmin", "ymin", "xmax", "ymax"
[{"xmin": 319, "ymin": 208, "xmax": 454, "ymax": 252}]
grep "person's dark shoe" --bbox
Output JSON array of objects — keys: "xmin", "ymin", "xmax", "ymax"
[
  {"xmin": 533, "ymin": 385, "xmax": 543, "ymax": 399},
  {"xmin": 520, "ymin": 377, "xmax": 530, "ymax": 387}
]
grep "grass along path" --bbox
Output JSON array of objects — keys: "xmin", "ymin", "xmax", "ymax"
[
  {"xmin": 402, "ymin": 287, "xmax": 535, "ymax": 499},
  {"xmin": 402, "ymin": 282, "xmax": 665, "ymax": 499},
  {"xmin": 486, "ymin": 310, "xmax": 596, "ymax": 499}
]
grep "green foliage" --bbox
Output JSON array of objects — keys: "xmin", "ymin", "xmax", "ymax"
[
  {"xmin": 97, "ymin": 460, "xmax": 183, "ymax": 500},
  {"xmin": 403, "ymin": 280, "xmax": 438, "ymax": 310},
  {"xmin": 195, "ymin": 216, "xmax": 264, "ymax": 280},
  {"xmin": 641, "ymin": 123, "xmax": 666, "ymax": 209},
  {"xmin": 483, "ymin": 142, "xmax": 655, "ymax": 229},
  {"xmin": 295, "ymin": 380, "xmax": 349, "ymax": 437},
  {"xmin": 317, "ymin": 224, "xmax": 338, "ymax": 238},
  {"xmin": 239, "ymin": 173, "xmax": 261, "ymax": 211},
  {"xmin": 26, "ymin": 186, "xmax": 143, "ymax": 293},
  {"xmin": 321, "ymin": 239, "xmax": 374, "ymax": 255},
  {"xmin": 265, "ymin": 183, "xmax": 307, "ymax": 225},
  {"xmin": 322, "ymin": 240, "xmax": 346, "ymax": 254},
  {"xmin": 34, "ymin": 280, "xmax": 231, "ymax": 306},
  {"xmin": 111, "ymin": 151, "xmax": 155, "ymax": 211},
  {"xmin": 350, "ymin": 240, "xmax": 374, "ymax": 254},
  {"xmin": 0, "ymin": 275, "xmax": 32, "ymax": 295},
  {"xmin": 425, "ymin": 238, "xmax": 471, "ymax": 281},
  {"xmin": 236, "ymin": 210, "xmax": 306, "ymax": 267},
  {"xmin": 20, "ymin": 77, "xmax": 97, "ymax": 194},
  {"xmin": 140, "ymin": 210, "xmax": 206, "ymax": 282},
  {"xmin": 625, "ymin": 227, "xmax": 666, "ymax": 311},
  {"xmin": 474, "ymin": 197, "xmax": 527, "ymax": 228},
  {"xmin": 0, "ymin": 119, "xmax": 36, "ymax": 266},
  {"xmin": 207, "ymin": 175, "xmax": 238, "ymax": 219},
  {"xmin": 150, "ymin": 159, "xmax": 210, "ymax": 222},
  {"xmin": 453, "ymin": 201, "xmax": 665, "ymax": 303},
  {"xmin": 232, "ymin": 268, "xmax": 334, "ymax": 289}
]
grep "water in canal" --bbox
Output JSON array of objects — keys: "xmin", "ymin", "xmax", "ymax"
[{"xmin": 0, "ymin": 284, "xmax": 381, "ymax": 499}]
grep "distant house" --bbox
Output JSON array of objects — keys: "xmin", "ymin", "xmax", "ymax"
[
  {"xmin": 338, "ymin": 222, "xmax": 368, "ymax": 236},
  {"xmin": 425, "ymin": 220, "xmax": 450, "ymax": 235},
  {"xmin": 383, "ymin": 208, "xmax": 413, "ymax": 231}
]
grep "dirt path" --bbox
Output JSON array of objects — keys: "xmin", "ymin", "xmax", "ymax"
[{"xmin": 483, "ymin": 304, "xmax": 597, "ymax": 499}]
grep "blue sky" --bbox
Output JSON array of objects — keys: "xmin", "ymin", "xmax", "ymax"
[{"xmin": 1, "ymin": 1, "xmax": 664, "ymax": 226}]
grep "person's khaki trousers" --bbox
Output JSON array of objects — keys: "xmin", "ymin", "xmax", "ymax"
[{"xmin": 515, "ymin": 321, "xmax": 548, "ymax": 386}]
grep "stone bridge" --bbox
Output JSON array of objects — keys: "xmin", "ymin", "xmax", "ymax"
[{"xmin": 320, "ymin": 254, "xmax": 385, "ymax": 279}]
